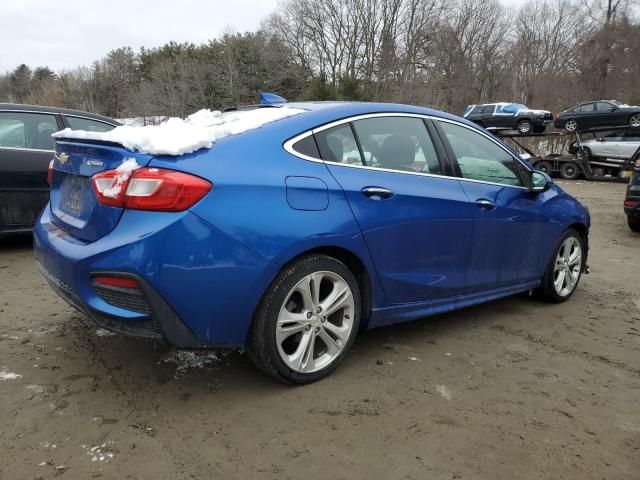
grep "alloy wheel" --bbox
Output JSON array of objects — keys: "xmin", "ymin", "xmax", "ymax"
[
  {"xmin": 565, "ymin": 120, "xmax": 577, "ymax": 132},
  {"xmin": 630, "ymin": 114, "xmax": 640, "ymax": 128},
  {"xmin": 518, "ymin": 121, "xmax": 532, "ymax": 134},
  {"xmin": 553, "ymin": 237, "xmax": 582, "ymax": 297},
  {"xmin": 275, "ymin": 271, "xmax": 355, "ymax": 373}
]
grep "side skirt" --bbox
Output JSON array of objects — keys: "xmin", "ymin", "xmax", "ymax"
[{"xmin": 367, "ymin": 280, "xmax": 541, "ymax": 329}]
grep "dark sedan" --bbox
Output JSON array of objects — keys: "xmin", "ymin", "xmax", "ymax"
[
  {"xmin": 554, "ymin": 100, "xmax": 640, "ymax": 132},
  {"xmin": 624, "ymin": 150, "xmax": 640, "ymax": 232},
  {"xmin": 0, "ymin": 104, "xmax": 119, "ymax": 235}
]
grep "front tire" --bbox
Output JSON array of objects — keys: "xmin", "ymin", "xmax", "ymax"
[
  {"xmin": 535, "ymin": 229, "xmax": 585, "ymax": 302},
  {"xmin": 628, "ymin": 215, "xmax": 640, "ymax": 232},
  {"xmin": 247, "ymin": 254, "xmax": 361, "ymax": 384}
]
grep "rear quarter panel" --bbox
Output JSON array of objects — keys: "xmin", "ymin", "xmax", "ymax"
[{"xmin": 148, "ymin": 124, "xmax": 386, "ymax": 308}]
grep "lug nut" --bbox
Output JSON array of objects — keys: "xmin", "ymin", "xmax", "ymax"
[
  {"xmin": 316, "ymin": 306, "xmax": 322, "ymax": 313},
  {"xmin": 305, "ymin": 325, "xmax": 311, "ymax": 331},
  {"xmin": 321, "ymin": 317, "xmax": 326, "ymax": 323},
  {"xmin": 314, "ymin": 327, "xmax": 320, "ymax": 334},
  {"xmin": 306, "ymin": 312, "xmax": 313, "ymax": 319}
]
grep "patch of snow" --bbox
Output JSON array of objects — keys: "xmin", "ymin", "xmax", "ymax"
[
  {"xmin": 0, "ymin": 371, "xmax": 22, "ymax": 380},
  {"xmin": 407, "ymin": 357, "xmax": 421, "ymax": 361},
  {"xmin": 161, "ymin": 350, "xmax": 220, "ymax": 378},
  {"xmin": 95, "ymin": 328, "xmax": 116, "ymax": 337},
  {"xmin": 83, "ymin": 442, "xmax": 115, "ymax": 463},
  {"xmin": 436, "ymin": 384, "xmax": 452, "ymax": 400},
  {"xmin": 54, "ymin": 107, "xmax": 306, "ymax": 156},
  {"xmin": 101, "ymin": 157, "xmax": 140, "ymax": 198}
]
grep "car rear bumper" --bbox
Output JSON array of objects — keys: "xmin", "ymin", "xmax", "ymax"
[
  {"xmin": 34, "ymin": 205, "xmax": 278, "ymax": 347},
  {"xmin": 624, "ymin": 196, "xmax": 640, "ymax": 217}
]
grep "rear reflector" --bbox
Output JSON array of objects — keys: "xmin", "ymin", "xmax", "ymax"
[
  {"xmin": 624, "ymin": 200, "xmax": 639, "ymax": 208},
  {"xmin": 92, "ymin": 167, "xmax": 212, "ymax": 211},
  {"xmin": 93, "ymin": 276, "xmax": 140, "ymax": 289}
]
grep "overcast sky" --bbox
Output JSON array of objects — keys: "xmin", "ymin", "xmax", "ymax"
[{"xmin": 2, "ymin": 0, "xmax": 536, "ymax": 74}]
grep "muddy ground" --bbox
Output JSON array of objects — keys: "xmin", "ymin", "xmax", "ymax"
[{"xmin": 1, "ymin": 180, "xmax": 639, "ymax": 480}]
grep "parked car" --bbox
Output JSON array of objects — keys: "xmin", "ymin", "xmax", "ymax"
[
  {"xmin": 568, "ymin": 129, "xmax": 640, "ymax": 161},
  {"xmin": 0, "ymin": 103, "xmax": 119, "ymax": 235},
  {"xmin": 554, "ymin": 100, "xmax": 640, "ymax": 132},
  {"xmin": 34, "ymin": 102, "xmax": 590, "ymax": 384},
  {"xmin": 624, "ymin": 154, "xmax": 640, "ymax": 232},
  {"xmin": 463, "ymin": 102, "xmax": 553, "ymax": 134}
]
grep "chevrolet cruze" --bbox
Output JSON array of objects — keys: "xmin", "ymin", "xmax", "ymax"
[{"xmin": 34, "ymin": 102, "xmax": 590, "ymax": 383}]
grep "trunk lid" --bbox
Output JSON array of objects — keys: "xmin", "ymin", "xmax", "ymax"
[{"xmin": 50, "ymin": 139, "xmax": 154, "ymax": 242}]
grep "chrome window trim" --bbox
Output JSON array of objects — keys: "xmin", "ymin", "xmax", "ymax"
[
  {"xmin": 0, "ymin": 145, "xmax": 54, "ymax": 153},
  {"xmin": 63, "ymin": 114, "xmax": 119, "ymax": 128},
  {"xmin": 282, "ymin": 112, "xmax": 532, "ymax": 191}
]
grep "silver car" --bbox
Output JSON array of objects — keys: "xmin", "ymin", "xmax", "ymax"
[{"xmin": 575, "ymin": 129, "xmax": 640, "ymax": 161}]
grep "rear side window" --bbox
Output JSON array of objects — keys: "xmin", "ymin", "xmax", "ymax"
[
  {"xmin": 480, "ymin": 105, "xmax": 495, "ymax": 114},
  {"xmin": 351, "ymin": 117, "xmax": 442, "ymax": 174},
  {"xmin": 65, "ymin": 116, "xmax": 115, "ymax": 132},
  {"xmin": 438, "ymin": 121, "xmax": 523, "ymax": 186},
  {"xmin": 315, "ymin": 124, "xmax": 363, "ymax": 165},
  {"xmin": 0, "ymin": 111, "xmax": 58, "ymax": 150},
  {"xmin": 290, "ymin": 135, "xmax": 320, "ymax": 158},
  {"xmin": 578, "ymin": 103, "xmax": 595, "ymax": 113}
]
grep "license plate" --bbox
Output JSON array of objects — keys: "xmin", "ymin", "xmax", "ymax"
[
  {"xmin": 62, "ymin": 176, "xmax": 87, "ymax": 216},
  {"xmin": 622, "ymin": 170, "xmax": 633, "ymax": 178}
]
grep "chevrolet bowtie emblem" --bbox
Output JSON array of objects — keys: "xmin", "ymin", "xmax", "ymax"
[{"xmin": 56, "ymin": 152, "xmax": 69, "ymax": 165}]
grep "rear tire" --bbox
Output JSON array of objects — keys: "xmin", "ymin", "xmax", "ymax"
[
  {"xmin": 517, "ymin": 120, "xmax": 532, "ymax": 134},
  {"xmin": 534, "ymin": 229, "xmax": 585, "ymax": 303},
  {"xmin": 247, "ymin": 254, "xmax": 361, "ymax": 384},
  {"xmin": 576, "ymin": 147, "xmax": 592, "ymax": 162},
  {"xmin": 630, "ymin": 113, "xmax": 640, "ymax": 128},
  {"xmin": 559, "ymin": 161, "xmax": 580, "ymax": 180},
  {"xmin": 565, "ymin": 119, "xmax": 578, "ymax": 132},
  {"xmin": 628, "ymin": 215, "xmax": 640, "ymax": 232}
]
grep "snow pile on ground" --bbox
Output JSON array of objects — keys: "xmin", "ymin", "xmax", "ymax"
[
  {"xmin": 53, "ymin": 107, "xmax": 306, "ymax": 156},
  {"xmin": 0, "ymin": 370, "xmax": 22, "ymax": 380}
]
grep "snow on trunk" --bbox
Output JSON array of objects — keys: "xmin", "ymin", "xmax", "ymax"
[{"xmin": 53, "ymin": 107, "xmax": 306, "ymax": 156}]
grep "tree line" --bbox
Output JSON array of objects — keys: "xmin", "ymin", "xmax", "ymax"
[{"xmin": 1, "ymin": 0, "xmax": 638, "ymax": 120}]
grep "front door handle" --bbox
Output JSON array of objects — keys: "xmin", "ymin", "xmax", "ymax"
[
  {"xmin": 476, "ymin": 199, "xmax": 496, "ymax": 210},
  {"xmin": 361, "ymin": 186, "xmax": 394, "ymax": 200}
]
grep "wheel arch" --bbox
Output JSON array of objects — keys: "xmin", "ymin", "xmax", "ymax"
[{"xmin": 279, "ymin": 245, "xmax": 375, "ymax": 329}]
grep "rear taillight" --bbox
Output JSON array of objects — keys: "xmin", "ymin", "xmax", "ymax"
[
  {"xmin": 47, "ymin": 159, "xmax": 54, "ymax": 185},
  {"xmin": 92, "ymin": 167, "xmax": 212, "ymax": 211},
  {"xmin": 624, "ymin": 200, "xmax": 639, "ymax": 208}
]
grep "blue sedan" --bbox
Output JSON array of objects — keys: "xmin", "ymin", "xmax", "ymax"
[{"xmin": 34, "ymin": 102, "xmax": 590, "ymax": 383}]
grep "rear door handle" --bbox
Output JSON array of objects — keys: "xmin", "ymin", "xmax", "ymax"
[
  {"xmin": 476, "ymin": 199, "xmax": 496, "ymax": 210},
  {"xmin": 361, "ymin": 186, "xmax": 394, "ymax": 200}
]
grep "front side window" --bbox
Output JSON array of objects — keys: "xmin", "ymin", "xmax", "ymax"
[
  {"xmin": 0, "ymin": 112, "xmax": 58, "ymax": 150},
  {"xmin": 65, "ymin": 116, "xmax": 115, "ymax": 132},
  {"xmin": 438, "ymin": 121, "xmax": 523, "ymax": 186},
  {"xmin": 314, "ymin": 124, "xmax": 363, "ymax": 165},
  {"xmin": 351, "ymin": 117, "xmax": 442, "ymax": 174},
  {"xmin": 596, "ymin": 102, "xmax": 613, "ymax": 112}
]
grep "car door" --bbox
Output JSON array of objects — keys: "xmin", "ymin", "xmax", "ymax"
[
  {"xmin": 434, "ymin": 119, "xmax": 558, "ymax": 290},
  {"xmin": 593, "ymin": 101, "xmax": 621, "ymax": 128},
  {"xmin": 493, "ymin": 104, "xmax": 518, "ymax": 129},
  {"xmin": 577, "ymin": 103, "xmax": 597, "ymax": 128},
  {"xmin": 316, "ymin": 115, "xmax": 475, "ymax": 304},
  {"xmin": 619, "ymin": 130, "xmax": 640, "ymax": 159},
  {"xmin": 595, "ymin": 131, "xmax": 622, "ymax": 158},
  {"xmin": 0, "ymin": 110, "xmax": 62, "ymax": 231}
]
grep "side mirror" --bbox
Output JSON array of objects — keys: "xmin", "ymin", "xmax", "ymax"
[
  {"xmin": 608, "ymin": 106, "xmax": 617, "ymax": 112},
  {"xmin": 530, "ymin": 170, "xmax": 551, "ymax": 193}
]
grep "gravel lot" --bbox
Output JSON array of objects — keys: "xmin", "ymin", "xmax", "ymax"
[{"xmin": 1, "ymin": 180, "xmax": 639, "ymax": 480}]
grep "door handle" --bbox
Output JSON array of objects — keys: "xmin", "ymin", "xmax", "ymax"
[
  {"xmin": 361, "ymin": 186, "xmax": 394, "ymax": 200},
  {"xmin": 476, "ymin": 199, "xmax": 496, "ymax": 210}
]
